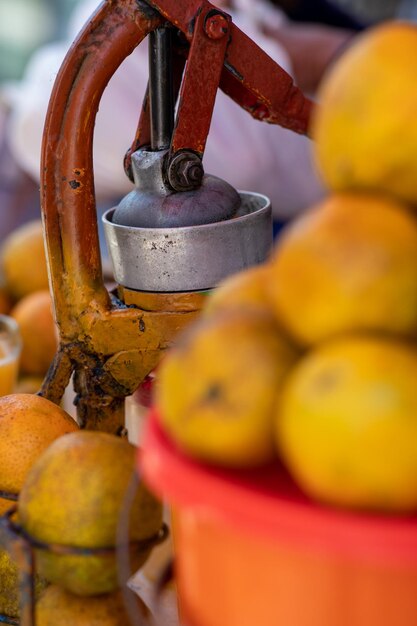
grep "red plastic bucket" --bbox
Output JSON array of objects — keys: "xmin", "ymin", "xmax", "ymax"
[{"xmin": 140, "ymin": 410, "xmax": 417, "ymax": 626}]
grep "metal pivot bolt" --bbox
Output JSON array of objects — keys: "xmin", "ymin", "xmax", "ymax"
[
  {"xmin": 204, "ymin": 11, "xmax": 229, "ymax": 40},
  {"xmin": 168, "ymin": 152, "xmax": 204, "ymax": 192}
]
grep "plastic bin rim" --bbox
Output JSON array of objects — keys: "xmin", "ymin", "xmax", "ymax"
[{"xmin": 140, "ymin": 410, "xmax": 417, "ymax": 567}]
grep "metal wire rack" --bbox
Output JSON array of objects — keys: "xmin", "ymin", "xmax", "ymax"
[{"xmin": 0, "ymin": 497, "xmax": 168, "ymax": 626}]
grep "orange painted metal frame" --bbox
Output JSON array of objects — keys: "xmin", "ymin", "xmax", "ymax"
[{"xmin": 39, "ymin": 0, "xmax": 312, "ymax": 432}]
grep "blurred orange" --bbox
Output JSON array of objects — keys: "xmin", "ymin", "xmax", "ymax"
[
  {"xmin": 277, "ymin": 336, "xmax": 417, "ymax": 513},
  {"xmin": 268, "ymin": 194, "xmax": 417, "ymax": 346},
  {"xmin": 11, "ymin": 290, "xmax": 57, "ymax": 376},
  {"xmin": 0, "ymin": 393, "xmax": 77, "ymax": 515},
  {"xmin": 1, "ymin": 220, "xmax": 48, "ymax": 301},
  {"xmin": 312, "ymin": 22, "xmax": 417, "ymax": 205}
]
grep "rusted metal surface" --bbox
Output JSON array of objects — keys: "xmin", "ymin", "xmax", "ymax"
[
  {"xmin": 39, "ymin": 348, "xmax": 74, "ymax": 407},
  {"xmin": 40, "ymin": 1, "xmax": 197, "ymax": 430},
  {"xmin": 38, "ymin": 294, "xmax": 202, "ymax": 432},
  {"xmin": 170, "ymin": 6, "xmax": 230, "ymax": 158},
  {"xmin": 124, "ymin": 85, "xmax": 152, "ymax": 183},
  {"xmin": 41, "ymin": 0, "xmax": 163, "ymax": 330},
  {"xmin": 41, "ymin": 0, "xmax": 312, "ymax": 430},
  {"xmin": 205, "ymin": 11, "xmax": 229, "ymax": 39},
  {"xmin": 148, "ymin": 0, "xmax": 313, "ymax": 136},
  {"xmin": 119, "ymin": 287, "xmax": 208, "ymax": 312},
  {"xmin": 125, "ymin": 44, "xmax": 187, "ymax": 182},
  {"xmin": 221, "ymin": 25, "xmax": 312, "ymax": 132},
  {"xmin": 31, "ymin": 1, "xmax": 316, "ymax": 624}
]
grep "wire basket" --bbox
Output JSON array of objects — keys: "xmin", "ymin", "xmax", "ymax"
[{"xmin": 0, "ymin": 480, "xmax": 168, "ymax": 626}]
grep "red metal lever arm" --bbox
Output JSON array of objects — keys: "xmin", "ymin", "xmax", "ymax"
[
  {"xmin": 43, "ymin": 0, "xmax": 312, "ymax": 338},
  {"xmin": 149, "ymin": 0, "xmax": 313, "ymax": 134},
  {"xmin": 41, "ymin": 0, "xmax": 163, "ymax": 336},
  {"xmin": 221, "ymin": 26, "xmax": 312, "ymax": 133},
  {"xmin": 125, "ymin": 0, "xmax": 312, "ymax": 171}
]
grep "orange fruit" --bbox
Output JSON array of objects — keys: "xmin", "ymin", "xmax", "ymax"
[
  {"xmin": 18, "ymin": 431, "xmax": 163, "ymax": 595},
  {"xmin": 156, "ymin": 310, "xmax": 298, "ymax": 467},
  {"xmin": 205, "ymin": 264, "xmax": 274, "ymax": 317},
  {"xmin": 0, "ymin": 393, "xmax": 77, "ymax": 514},
  {"xmin": 268, "ymin": 194, "xmax": 417, "ymax": 345},
  {"xmin": 312, "ymin": 22, "xmax": 417, "ymax": 205},
  {"xmin": 277, "ymin": 336, "xmax": 417, "ymax": 513},
  {"xmin": 36, "ymin": 585, "xmax": 149, "ymax": 626},
  {"xmin": 15, "ymin": 375, "xmax": 45, "ymax": 395},
  {"xmin": 11, "ymin": 290, "xmax": 58, "ymax": 376},
  {"xmin": 1, "ymin": 220, "xmax": 49, "ymax": 301}
]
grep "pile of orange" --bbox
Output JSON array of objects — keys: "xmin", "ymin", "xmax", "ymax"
[
  {"xmin": 156, "ymin": 22, "xmax": 417, "ymax": 515},
  {"xmin": 0, "ymin": 216, "xmax": 162, "ymax": 621},
  {"xmin": 0, "ymin": 219, "xmax": 58, "ymax": 391},
  {"xmin": 0, "ymin": 393, "xmax": 78, "ymax": 617}
]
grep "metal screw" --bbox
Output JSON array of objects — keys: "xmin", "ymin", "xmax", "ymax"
[
  {"xmin": 204, "ymin": 12, "xmax": 229, "ymax": 40},
  {"xmin": 179, "ymin": 162, "xmax": 204, "ymax": 186},
  {"xmin": 168, "ymin": 152, "xmax": 204, "ymax": 192}
]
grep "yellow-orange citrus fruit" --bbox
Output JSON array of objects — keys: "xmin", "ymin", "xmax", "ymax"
[
  {"xmin": 205, "ymin": 264, "xmax": 274, "ymax": 317},
  {"xmin": 15, "ymin": 376, "xmax": 45, "ymax": 395},
  {"xmin": 11, "ymin": 290, "xmax": 58, "ymax": 376},
  {"xmin": 0, "ymin": 393, "xmax": 77, "ymax": 514},
  {"xmin": 0, "ymin": 550, "xmax": 47, "ymax": 618},
  {"xmin": 19, "ymin": 431, "xmax": 163, "ymax": 595},
  {"xmin": 36, "ymin": 586, "xmax": 149, "ymax": 626},
  {"xmin": 312, "ymin": 22, "xmax": 417, "ymax": 205},
  {"xmin": 1, "ymin": 221, "xmax": 48, "ymax": 300},
  {"xmin": 156, "ymin": 310, "xmax": 298, "ymax": 467},
  {"xmin": 269, "ymin": 194, "xmax": 417, "ymax": 346},
  {"xmin": 277, "ymin": 336, "xmax": 417, "ymax": 513}
]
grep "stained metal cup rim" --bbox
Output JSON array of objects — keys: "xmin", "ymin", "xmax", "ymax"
[
  {"xmin": 102, "ymin": 190, "xmax": 270, "ymax": 233},
  {"xmin": 102, "ymin": 190, "xmax": 272, "ymax": 292}
]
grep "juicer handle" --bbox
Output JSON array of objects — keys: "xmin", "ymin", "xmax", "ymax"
[
  {"xmin": 125, "ymin": 0, "xmax": 313, "ymax": 186},
  {"xmin": 41, "ymin": 0, "xmax": 312, "ymax": 339},
  {"xmin": 41, "ymin": 0, "xmax": 163, "ymax": 337}
]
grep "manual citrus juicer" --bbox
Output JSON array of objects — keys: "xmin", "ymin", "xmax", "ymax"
[
  {"xmin": 38, "ymin": 0, "xmax": 313, "ymax": 433},
  {"xmin": 0, "ymin": 2, "xmax": 315, "ymax": 625}
]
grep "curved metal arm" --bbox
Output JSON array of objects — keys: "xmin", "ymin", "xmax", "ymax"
[
  {"xmin": 39, "ymin": 0, "xmax": 313, "ymax": 433},
  {"xmin": 41, "ymin": 0, "xmax": 163, "ymax": 338}
]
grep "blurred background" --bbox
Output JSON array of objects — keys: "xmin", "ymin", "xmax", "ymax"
[
  {"xmin": 0, "ymin": 0, "xmax": 79, "ymax": 83},
  {"xmin": 0, "ymin": 0, "xmax": 411, "ymax": 243},
  {"xmin": 0, "ymin": 0, "xmax": 405, "ymax": 84},
  {"xmin": 336, "ymin": 0, "xmax": 401, "ymax": 21}
]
